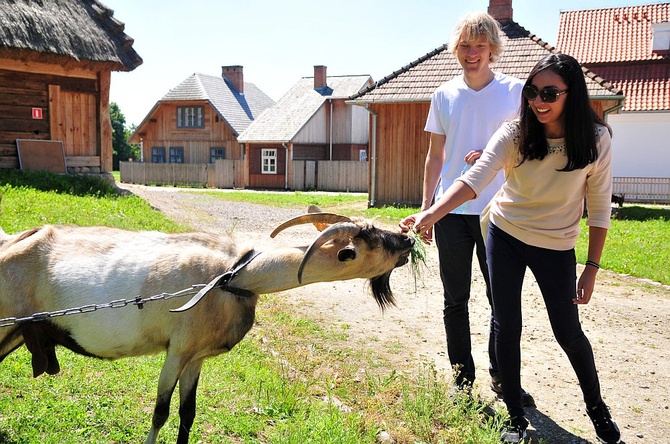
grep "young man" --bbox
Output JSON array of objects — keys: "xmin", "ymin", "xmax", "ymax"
[{"xmin": 422, "ymin": 11, "xmax": 533, "ymax": 405}]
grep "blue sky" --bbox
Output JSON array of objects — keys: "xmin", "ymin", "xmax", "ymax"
[{"xmin": 106, "ymin": 0, "xmax": 657, "ymax": 126}]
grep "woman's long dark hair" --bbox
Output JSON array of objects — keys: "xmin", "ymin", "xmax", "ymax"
[{"xmin": 518, "ymin": 53, "xmax": 611, "ymax": 171}]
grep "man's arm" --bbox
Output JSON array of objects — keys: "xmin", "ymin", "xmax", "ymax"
[{"xmin": 422, "ymin": 132, "xmax": 446, "ymax": 211}]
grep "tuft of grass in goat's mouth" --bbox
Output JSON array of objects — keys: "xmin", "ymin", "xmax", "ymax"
[{"xmin": 407, "ymin": 229, "xmax": 428, "ymax": 289}]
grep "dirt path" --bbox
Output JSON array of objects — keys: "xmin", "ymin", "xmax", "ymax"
[{"xmin": 118, "ymin": 183, "xmax": 670, "ymax": 444}]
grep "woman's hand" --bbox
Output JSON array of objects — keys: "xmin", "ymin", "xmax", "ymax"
[
  {"xmin": 574, "ymin": 266, "xmax": 598, "ymax": 304},
  {"xmin": 399, "ymin": 212, "xmax": 434, "ymax": 244}
]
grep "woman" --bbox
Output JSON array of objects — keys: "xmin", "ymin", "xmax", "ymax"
[{"xmin": 400, "ymin": 53, "xmax": 621, "ymax": 444}]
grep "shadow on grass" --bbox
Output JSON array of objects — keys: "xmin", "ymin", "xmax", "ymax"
[
  {"xmin": 613, "ymin": 205, "xmax": 670, "ymax": 221},
  {"xmin": 0, "ymin": 429, "xmax": 29, "ymax": 444},
  {"xmin": 0, "ymin": 169, "xmax": 118, "ymax": 198}
]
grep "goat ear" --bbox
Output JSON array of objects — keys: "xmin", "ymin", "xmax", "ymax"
[
  {"xmin": 271, "ymin": 213, "xmax": 352, "ymax": 238},
  {"xmin": 307, "ymin": 205, "xmax": 328, "ymax": 231}
]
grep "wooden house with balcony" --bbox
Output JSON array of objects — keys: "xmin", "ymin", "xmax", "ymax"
[
  {"xmin": 0, "ymin": 0, "xmax": 142, "ymax": 174},
  {"xmin": 128, "ymin": 66, "xmax": 275, "ymax": 169}
]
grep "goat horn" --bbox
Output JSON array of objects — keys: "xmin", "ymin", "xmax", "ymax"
[
  {"xmin": 270, "ymin": 213, "xmax": 352, "ymax": 238},
  {"xmin": 297, "ymin": 222, "xmax": 361, "ymax": 283}
]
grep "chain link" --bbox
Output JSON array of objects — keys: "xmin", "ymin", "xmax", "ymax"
[{"xmin": 0, "ymin": 285, "xmax": 208, "ymax": 328}]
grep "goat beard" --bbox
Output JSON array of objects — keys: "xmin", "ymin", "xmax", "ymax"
[{"xmin": 368, "ymin": 271, "xmax": 395, "ymax": 311}]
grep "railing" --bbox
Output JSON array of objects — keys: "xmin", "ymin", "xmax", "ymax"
[{"xmin": 612, "ymin": 177, "xmax": 670, "ymax": 204}]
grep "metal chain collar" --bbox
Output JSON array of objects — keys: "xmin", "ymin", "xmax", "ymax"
[{"xmin": 0, "ymin": 284, "xmax": 206, "ymax": 328}]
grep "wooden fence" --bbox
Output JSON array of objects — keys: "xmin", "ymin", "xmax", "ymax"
[
  {"xmin": 119, "ymin": 160, "xmax": 245, "ymax": 188},
  {"xmin": 612, "ymin": 177, "xmax": 670, "ymax": 204},
  {"xmin": 119, "ymin": 160, "xmax": 368, "ymax": 192},
  {"xmin": 290, "ymin": 160, "xmax": 368, "ymax": 192}
]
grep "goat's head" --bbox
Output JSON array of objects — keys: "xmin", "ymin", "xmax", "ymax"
[{"xmin": 271, "ymin": 210, "xmax": 414, "ymax": 310}]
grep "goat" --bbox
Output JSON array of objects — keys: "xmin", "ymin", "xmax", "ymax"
[{"xmin": 0, "ymin": 210, "xmax": 414, "ymax": 444}]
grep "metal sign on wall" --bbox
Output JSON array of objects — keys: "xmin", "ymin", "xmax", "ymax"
[{"xmin": 32, "ymin": 108, "xmax": 43, "ymax": 119}]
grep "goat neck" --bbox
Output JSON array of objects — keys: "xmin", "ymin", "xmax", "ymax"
[{"xmin": 230, "ymin": 241, "xmax": 396, "ymax": 295}]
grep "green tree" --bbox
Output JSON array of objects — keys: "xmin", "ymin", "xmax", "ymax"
[{"xmin": 110, "ymin": 102, "xmax": 139, "ymax": 170}]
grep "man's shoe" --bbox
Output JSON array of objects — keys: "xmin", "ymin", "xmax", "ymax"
[
  {"xmin": 500, "ymin": 416, "xmax": 528, "ymax": 443},
  {"xmin": 586, "ymin": 402, "xmax": 621, "ymax": 443},
  {"xmin": 490, "ymin": 376, "xmax": 536, "ymax": 407}
]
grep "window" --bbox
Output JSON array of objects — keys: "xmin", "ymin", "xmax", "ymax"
[
  {"xmin": 169, "ymin": 147, "xmax": 184, "ymax": 163},
  {"xmin": 177, "ymin": 106, "xmax": 204, "ymax": 128},
  {"xmin": 152, "ymin": 146, "xmax": 166, "ymax": 163},
  {"xmin": 210, "ymin": 147, "xmax": 225, "ymax": 163},
  {"xmin": 261, "ymin": 149, "xmax": 277, "ymax": 174}
]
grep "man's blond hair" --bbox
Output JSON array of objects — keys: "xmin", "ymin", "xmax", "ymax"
[{"xmin": 449, "ymin": 12, "xmax": 504, "ymax": 63}]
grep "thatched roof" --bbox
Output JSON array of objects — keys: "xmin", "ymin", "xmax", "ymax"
[{"xmin": 0, "ymin": 0, "xmax": 142, "ymax": 71}]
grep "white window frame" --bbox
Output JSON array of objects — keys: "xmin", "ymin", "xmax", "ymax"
[{"xmin": 261, "ymin": 148, "xmax": 277, "ymax": 174}]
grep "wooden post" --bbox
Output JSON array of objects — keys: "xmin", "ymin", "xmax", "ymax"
[
  {"xmin": 99, "ymin": 71, "xmax": 112, "ymax": 172},
  {"xmin": 48, "ymin": 84, "xmax": 62, "ymax": 141}
]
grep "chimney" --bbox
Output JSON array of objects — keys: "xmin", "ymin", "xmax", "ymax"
[
  {"xmin": 222, "ymin": 65, "xmax": 244, "ymax": 93},
  {"xmin": 488, "ymin": 0, "xmax": 513, "ymax": 23},
  {"xmin": 314, "ymin": 65, "xmax": 327, "ymax": 90}
]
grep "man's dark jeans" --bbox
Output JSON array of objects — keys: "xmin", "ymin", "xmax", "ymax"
[{"xmin": 433, "ymin": 213, "xmax": 497, "ymax": 386}]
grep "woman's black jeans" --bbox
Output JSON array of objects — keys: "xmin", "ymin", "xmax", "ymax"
[{"xmin": 486, "ymin": 223, "xmax": 603, "ymax": 419}]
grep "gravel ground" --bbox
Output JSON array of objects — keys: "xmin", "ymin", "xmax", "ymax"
[{"xmin": 117, "ymin": 183, "xmax": 670, "ymax": 444}]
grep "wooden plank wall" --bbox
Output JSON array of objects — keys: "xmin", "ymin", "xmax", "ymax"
[
  {"xmin": 291, "ymin": 160, "xmax": 367, "ymax": 192},
  {"xmin": 0, "ymin": 68, "xmax": 99, "ymax": 170},
  {"xmin": 0, "ymin": 69, "xmax": 50, "ymax": 168},
  {"xmin": 370, "ymin": 102, "xmax": 430, "ymax": 206},
  {"xmin": 134, "ymin": 103, "xmax": 242, "ymax": 163}
]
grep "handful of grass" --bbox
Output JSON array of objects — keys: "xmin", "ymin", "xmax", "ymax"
[{"xmin": 407, "ymin": 228, "xmax": 428, "ymax": 290}]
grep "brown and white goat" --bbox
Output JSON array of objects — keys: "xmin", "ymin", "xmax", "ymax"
[{"xmin": 0, "ymin": 211, "xmax": 414, "ymax": 444}]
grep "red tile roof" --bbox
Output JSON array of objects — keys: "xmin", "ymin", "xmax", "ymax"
[
  {"xmin": 587, "ymin": 63, "xmax": 670, "ymax": 111},
  {"xmin": 557, "ymin": 3, "xmax": 670, "ymax": 63},
  {"xmin": 351, "ymin": 20, "xmax": 621, "ymax": 103},
  {"xmin": 556, "ymin": 3, "xmax": 670, "ymax": 112}
]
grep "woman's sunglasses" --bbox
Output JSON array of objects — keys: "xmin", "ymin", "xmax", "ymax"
[{"xmin": 522, "ymin": 85, "xmax": 569, "ymax": 103}]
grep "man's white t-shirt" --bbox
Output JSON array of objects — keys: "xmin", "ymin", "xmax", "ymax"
[{"xmin": 424, "ymin": 71, "xmax": 523, "ymax": 215}]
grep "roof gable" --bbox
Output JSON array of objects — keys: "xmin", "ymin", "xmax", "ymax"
[
  {"xmin": 556, "ymin": 3, "xmax": 670, "ymax": 112},
  {"xmin": 0, "ymin": 0, "xmax": 142, "ymax": 71},
  {"xmin": 238, "ymin": 75, "xmax": 372, "ymax": 143},
  {"xmin": 351, "ymin": 20, "xmax": 620, "ymax": 103},
  {"xmin": 556, "ymin": 3, "xmax": 670, "ymax": 64},
  {"xmin": 160, "ymin": 73, "xmax": 275, "ymax": 135}
]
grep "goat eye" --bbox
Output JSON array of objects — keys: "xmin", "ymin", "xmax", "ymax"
[{"xmin": 337, "ymin": 248, "xmax": 356, "ymax": 262}]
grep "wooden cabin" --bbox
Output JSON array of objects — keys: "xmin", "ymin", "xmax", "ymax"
[
  {"xmin": 237, "ymin": 66, "xmax": 372, "ymax": 189},
  {"xmin": 349, "ymin": 0, "xmax": 624, "ymax": 206},
  {"xmin": 128, "ymin": 66, "xmax": 275, "ymax": 167},
  {"xmin": 0, "ymin": 0, "xmax": 142, "ymax": 173}
]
